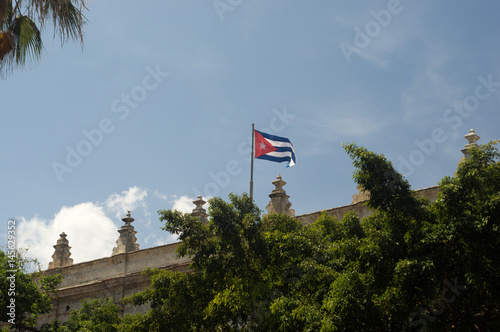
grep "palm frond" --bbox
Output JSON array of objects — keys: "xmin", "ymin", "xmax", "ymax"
[
  {"xmin": 42, "ymin": 0, "xmax": 87, "ymax": 44},
  {"xmin": 0, "ymin": 29, "xmax": 14, "ymax": 57},
  {"xmin": 0, "ymin": 0, "xmax": 7, "ymax": 28},
  {"xmin": 0, "ymin": 0, "xmax": 13, "ymax": 29},
  {"xmin": 1, "ymin": 0, "xmax": 87, "ymax": 77},
  {"xmin": 0, "ymin": 30, "xmax": 15, "ymax": 76},
  {"xmin": 11, "ymin": 14, "xmax": 43, "ymax": 64}
]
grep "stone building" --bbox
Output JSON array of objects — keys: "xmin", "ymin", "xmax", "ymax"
[{"xmin": 36, "ymin": 129, "xmax": 481, "ymax": 325}]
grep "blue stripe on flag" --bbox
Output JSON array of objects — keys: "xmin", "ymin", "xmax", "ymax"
[
  {"xmin": 256, "ymin": 130, "xmax": 292, "ymax": 143},
  {"xmin": 255, "ymin": 129, "xmax": 296, "ymax": 167},
  {"xmin": 274, "ymin": 146, "xmax": 294, "ymax": 153},
  {"xmin": 256, "ymin": 148, "xmax": 296, "ymax": 166},
  {"xmin": 256, "ymin": 154, "xmax": 293, "ymax": 163}
]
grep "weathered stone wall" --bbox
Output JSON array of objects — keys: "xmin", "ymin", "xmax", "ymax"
[
  {"xmin": 36, "ymin": 128, "xmax": 483, "ymax": 326},
  {"xmin": 37, "ymin": 242, "xmax": 190, "ymax": 325},
  {"xmin": 296, "ymin": 185, "xmax": 440, "ymax": 225},
  {"xmin": 37, "ymin": 185, "xmax": 440, "ymax": 325}
]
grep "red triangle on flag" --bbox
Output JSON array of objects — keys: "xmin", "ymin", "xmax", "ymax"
[{"xmin": 254, "ymin": 130, "xmax": 277, "ymax": 158}]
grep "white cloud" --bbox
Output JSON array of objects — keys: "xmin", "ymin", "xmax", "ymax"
[
  {"xmin": 172, "ymin": 195, "xmax": 196, "ymax": 214},
  {"xmin": 143, "ymin": 231, "xmax": 179, "ymax": 247},
  {"xmin": 14, "ymin": 188, "xmax": 211, "ymax": 269},
  {"xmin": 152, "ymin": 189, "xmax": 169, "ymax": 201},
  {"xmin": 105, "ymin": 186, "xmax": 148, "ymax": 219},
  {"xmin": 171, "ymin": 195, "xmax": 210, "ymax": 214},
  {"xmin": 17, "ymin": 203, "xmax": 117, "ymax": 269}
]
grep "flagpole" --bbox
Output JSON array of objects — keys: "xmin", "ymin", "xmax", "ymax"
[{"xmin": 250, "ymin": 123, "xmax": 254, "ymax": 199}]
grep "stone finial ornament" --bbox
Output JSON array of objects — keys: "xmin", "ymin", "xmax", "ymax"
[
  {"xmin": 48, "ymin": 232, "xmax": 74, "ymax": 269},
  {"xmin": 264, "ymin": 175, "xmax": 295, "ymax": 217},
  {"xmin": 461, "ymin": 128, "xmax": 480, "ymax": 160},
  {"xmin": 112, "ymin": 211, "xmax": 140, "ymax": 255},
  {"xmin": 191, "ymin": 195, "xmax": 209, "ymax": 223}
]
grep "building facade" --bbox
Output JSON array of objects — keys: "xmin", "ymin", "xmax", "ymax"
[{"xmin": 36, "ymin": 129, "xmax": 481, "ymax": 325}]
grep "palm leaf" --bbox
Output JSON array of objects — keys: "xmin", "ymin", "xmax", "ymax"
[
  {"xmin": 0, "ymin": 0, "xmax": 13, "ymax": 30},
  {"xmin": 11, "ymin": 14, "xmax": 43, "ymax": 64},
  {"xmin": 42, "ymin": 0, "xmax": 87, "ymax": 44},
  {"xmin": 1, "ymin": 0, "xmax": 87, "ymax": 77},
  {"xmin": 0, "ymin": 30, "xmax": 14, "ymax": 59},
  {"xmin": 0, "ymin": 0, "xmax": 7, "ymax": 28}
]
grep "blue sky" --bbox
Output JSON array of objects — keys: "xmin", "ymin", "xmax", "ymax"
[{"xmin": 2, "ymin": 0, "xmax": 499, "ymax": 267}]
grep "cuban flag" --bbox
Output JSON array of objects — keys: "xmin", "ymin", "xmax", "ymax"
[{"xmin": 254, "ymin": 130, "xmax": 296, "ymax": 167}]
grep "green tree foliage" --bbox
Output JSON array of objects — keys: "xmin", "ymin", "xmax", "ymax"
[
  {"xmin": 41, "ymin": 298, "xmax": 121, "ymax": 332},
  {"xmin": 0, "ymin": 248, "xmax": 62, "ymax": 331},
  {"xmin": 340, "ymin": 142, "xmax": 499, "ymax": 330},
  {"xmin": 0, "ymin": 0, "xmax": 87, "ymax": 76},
  {"xmin": 54, "ymin": 142, "xmax": 500, "ymax": 331},
  {"xmin": 125, "ymin": 193, "xmax": 269, "ymax": 331},
  {"xmin": 426, "ymin": 141, "xmax": 500, "ymax": 330}
]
